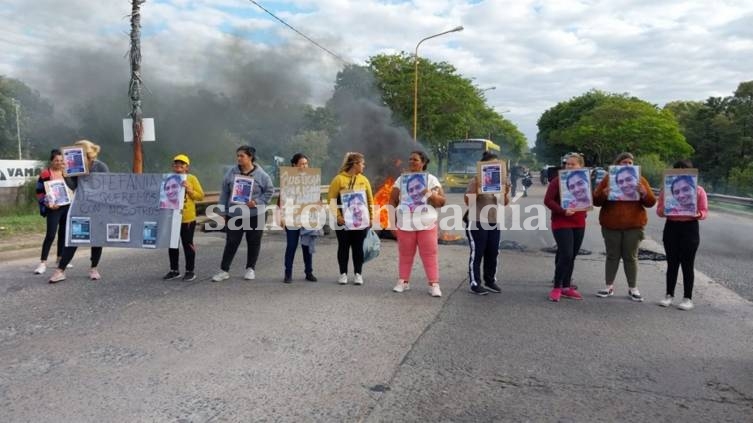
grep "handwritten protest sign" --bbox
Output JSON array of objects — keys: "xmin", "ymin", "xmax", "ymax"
[
  {"xmin": 66, "ymin": 173, "xmax": 181, "ymax": 248},
  {"xmin": 279, "ymin": 167, "xmax": 322, "ymax": 228}
]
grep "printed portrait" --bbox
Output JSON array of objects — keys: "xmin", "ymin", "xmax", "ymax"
[
  {"xmin": 664, "ymin": 171, "xmax": 698, "ymax": 216},
  {"xmin": 159, "ymin": 173, "xmax": 186, "ymax": 210},
  {"xmin": 400, "ymin": 172, "xmax": 428, "ymax": 212},
  {"xmin": 341, "ymin": 190, "xmax": 369, "ymax": 230},
  {"xmin": 478, "ymin": 161, "xmax": 504, "ymax": 193},
  {"xmin": 559, "ymin": 169, "xmax": 592, "ymax": 210},
  {"xmin": 608, "ymin": 165, "xmax": 641, "ymax": 201}
]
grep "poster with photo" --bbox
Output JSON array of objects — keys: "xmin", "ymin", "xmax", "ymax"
[
  {"xmin": 107, "ymin": 224, "xmax": 131, "ymax": 243},
  {"xmin": 70, "ymin": 217, "xmax": 91, "ymax": 243},
  {"xmin": 559, "ymin": 169, "xmax": 593, "ymax": 210},
  {"xmin": 399, "ymin": 172, "xmax": 428, "ymax": 212},
  {"xmin": 663, "ymin": 169, "xmax": 699, "ymax": 217},
  {"xmin": 231, "ymin": 175, "xmax": 254, "ymax": 204},
  {"xmin": 44, "ymin": 180, "xmax": 72, "ymax": 207},
  {"xmin": 142, "ymin": 221, "xmax": 158, "ymax": 248},
  {"xmin": 477, "ymin": 160, "xmax": 506, "ymax": 193},
  {"xmin": 62, "ymin": 146, "xmax": 88, "ymax": 176},
  {"xmin": 608, "ymin": 165, "xmax": 641, "ymax": 201},
  {"xmin": 341, "ymin": 189, "xmax": 369, "ymax": 230},
  {"xmin": 159, "ymin": 173, "xmax": 187, "ymax": 210}
]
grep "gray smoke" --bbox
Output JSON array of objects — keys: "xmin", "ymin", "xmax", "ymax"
[{"xmin": 24, "ymin": 36, "xmax": 420, "ymax": 186}]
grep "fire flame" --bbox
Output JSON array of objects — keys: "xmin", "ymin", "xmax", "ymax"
[
  {"xmin": 439, "ymin": 231, "xmax": 463, "ymax": 242},
  {"xmin": 373, "ymin": 176, "xmax": 395, "ymax": 229}
]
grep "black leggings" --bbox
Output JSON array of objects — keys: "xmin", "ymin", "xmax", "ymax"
[
  {"xmin": 58, "ymin": 246, "xmax": 102, "ymax": 270},
  {"xmin": 40, "ymin": 206, "xmax": 69, "ymax": 261},
  {"xmin": 169, "ymin": 221, "xmax": 197, "ymax": 272},
  {"xmin": 663, "ymin": 220, "xmax": 700, "ymax": 299},
  {"xmin": 335, "ymin": 228, "xmax": 368, "ymax": 274},
  {"xmin": 220, "ymin": 214, "xmax": 264, "ymax": 271},
  {"xmin": 552, "ymin": 227, "xmax": 585, "ymax": 289}
]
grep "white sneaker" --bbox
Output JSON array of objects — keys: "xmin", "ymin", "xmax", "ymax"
[
  {"xmin": 353, "ymin": 273, "xmax": 364, "ymax": 285},
  {"xmin": 337, "ymin": 273, "xmax": 348, "ymax": 284},
  {"xmin": 658, "ymin": 295, "xmax": 673, "ymax": 307},
  {"xmin": 34, "ymin": 262, "xmax": 47, "ymax": 274},
  {"xmin": 212, "ymin": 270, "xmax": 230, "ymax": 282},
  {"xmin": 244, "ymin": 268, "xmax": 256, "ymax": 280},
  {"xmin": 393, "ymin": 280, "xmax": 410, "ymax": 293},
  {"xmin": 429, "ymin": 283, "xmax": 442, "ymax": 297},
  {"xmin": 677, "ymin": 298, "xmax": 694, "ymax": 311}
]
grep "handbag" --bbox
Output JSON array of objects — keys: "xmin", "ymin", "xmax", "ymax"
[{"xmin": 363, "ymin": 228, "xmax": 381, "ymax": 263}]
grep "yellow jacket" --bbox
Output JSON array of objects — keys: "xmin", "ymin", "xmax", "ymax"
[
  {"xmin": 327, "ymin": 172, "xmax": 374, "ymax": 221},
  {"xmin": 181, "ymin": 174, "xmax": 205, "ymax": 223}
]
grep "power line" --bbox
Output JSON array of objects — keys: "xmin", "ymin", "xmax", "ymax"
[{"xmin": 247, "ymin": 0, "xmax": 350, "ymax": 64}]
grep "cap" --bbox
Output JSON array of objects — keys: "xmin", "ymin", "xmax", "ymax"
[{"xmin": 173, "ymin": 154, "xmax": 190, "ymax": 165}]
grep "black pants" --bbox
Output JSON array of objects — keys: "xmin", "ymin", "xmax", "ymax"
[
  {"xmin": 335, "ymin": 228, "xmax": 368, "ymax": 274},
  {"xmin": 220, "ymin": 214, "xmax": 264, "ymax": 271},
  {"xmin": 58, "ymin": 246, "xmax": 102, "ymax": 270},
  {"xmin": 663, "ymin": 220, "xmax": 700, "ymax": 299},
  {"xmin": 40, "ymin": 205, "xmax": 69, "ymax": 261},
  {"xmin": 169, "ymin": 221, "xmax": 197, "ymax": 272},
  {"xmin": 511, "ymin": 177, "xmax": 519, "ymax": 196},
  {"xmin": 465, "ymin": 225, "xmax": 501, "ymax": 287},
  {"xmin": 552, "ymin": 227, "xmax": 585, "ymax": 288}
]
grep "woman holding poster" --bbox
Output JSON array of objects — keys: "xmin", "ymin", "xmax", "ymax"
[
  {"xmin": 544, "ymin": 153, "xmax": 588, "ymax": 302},
  {"xmin": 327, "ymin": 152, "xmax": 373, "ymax": 285},
  {"xmin": 656, "ymin": 160, "xmax": 708, "ymax": 311},
  {"xmin": 592, "ymin": 152, "xmax": 655, "ymax": 301},
  {"xmin": 33, "ymin": 149, "xmax": 72, "ymax": 275},
  {"xmin": 281, "ymin": 153, "xmax": 319, "ymax": 283},
  {"xmin": 389, "ymin": 151, "xmax": 445, "ymax": 297},
  {"xmin": 49, "ymin": 139, "xmax": 110, "ymax": 283},
  {"xmin": 211, "ymin": 145, "xmax": 275, "ymax": 283}
]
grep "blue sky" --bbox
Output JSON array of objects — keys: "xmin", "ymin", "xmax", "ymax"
[{"xmin": 2, "ymin": 0, "xmax": 753, "ymax": 145}]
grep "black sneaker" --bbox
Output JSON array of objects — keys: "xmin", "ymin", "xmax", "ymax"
[
  {"xmin": 485, "ymin": 282, "xmax": 502, "ymax": 293},
  {"xmin": 305, "ymin": 273, "xmax": 318, "ymax": 282},
  {"xmin": 182, "ymin": 271, "xmax": 196, "ymax": 281},
  {"xmin": 470, "ymin": 284, "xmax": 489, "ymax": 296},
  {"xmin": 163, "ymin": 270, "xmax": 181, "ymax": 280},
  {"xmin": 283, "ymin": 274, "xmax": 292, "ymax": 283}
]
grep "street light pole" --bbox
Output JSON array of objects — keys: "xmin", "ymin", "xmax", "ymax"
[
  {"xmin": 11, "ymin": 98, "xmax": 21, "ymax": 159},
  {"xmin": 413, "ymin": 25, "xmax": 463, "ymax": 142}
]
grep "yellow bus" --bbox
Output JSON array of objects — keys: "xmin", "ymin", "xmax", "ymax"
[{"xmin": 443, "ymin": 138, "xmax": 502, "ymax": 192}]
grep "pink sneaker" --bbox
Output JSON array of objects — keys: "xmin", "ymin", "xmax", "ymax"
[
  {"xmin": 48, "ymin": 270, "xmax": 66, "ymax": 284},
  {"xmin": 89, "ymin": 269, "xmax": 101, "ymax": 281},
  {"xmin": 561, "ymin": 288, "xmax": 583, "ymax": 300},
  {"xmin": 549, "ymin": 288, "xmax": 561, "ymax": 302}
]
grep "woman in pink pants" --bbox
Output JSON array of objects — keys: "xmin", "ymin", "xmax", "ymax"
[{"xmin": 389, "ymin": 151, "xmax": 446, "ymax": 297}]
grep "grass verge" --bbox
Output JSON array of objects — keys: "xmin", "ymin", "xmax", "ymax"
[{"xmin": 0, "ymin": 212, "xmax": 45, "ymax": 241}]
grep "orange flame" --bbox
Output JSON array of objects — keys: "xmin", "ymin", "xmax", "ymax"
[
  {"xmin": 373, "ymin": 176, "xmax": 395, "ymax": 229},
  {"xmin": 439, "ymin": 231, "xmax": 462, "ymax": 242}
]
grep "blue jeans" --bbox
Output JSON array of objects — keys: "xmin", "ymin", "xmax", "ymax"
[{"xmin": 284, "ymin": 228, "xmax": 312, "ymax": 275}]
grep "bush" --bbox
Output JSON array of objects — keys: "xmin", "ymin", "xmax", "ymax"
[
  {"xmin": 728, "ymin": 163, "xmax": 753, "ymax": 197},
  {"xmin": 634, "ymin": 153, "xmax": 666, "ymax": 187}
]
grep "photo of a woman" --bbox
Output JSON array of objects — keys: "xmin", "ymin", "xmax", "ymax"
[
  {"xmin": 609, "ymin": 165, "xmax": 640, "ymax": 201},
  {"xmin": 665, "ymin": 174, "xmax": 697, "ymax": 216},
  {"xmin": 344, "ymin": 191, "xmax": 369, "ymax": 230},
  {"xmin": 560, "ymin": 169, "xmax": 592, "ymax": 210},
  {"xmin": 159, "ymin": 174, "xmax": 184, "ymax": 209},
  {"xmin": 403, "ymin": 173, "xmax": 428, "ymax": 211}
]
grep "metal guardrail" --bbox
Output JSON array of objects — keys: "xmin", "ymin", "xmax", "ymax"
[{"xmin": 650, "ymin": 188, "xmax": 753, "ymax": 207}]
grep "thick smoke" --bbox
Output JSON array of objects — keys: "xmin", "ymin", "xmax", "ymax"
[{"xmin": 25, "ymin": 36, "xmax": 420, "ymax": 186}]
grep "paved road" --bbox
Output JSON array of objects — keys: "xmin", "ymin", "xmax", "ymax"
[{"xmin": 1, "ymin": 190, "xmax": 752, "ymax": 422}]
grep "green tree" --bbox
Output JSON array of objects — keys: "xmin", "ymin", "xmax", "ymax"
[{"xmin": 536, "ymin": 90, "xmax": 692, "ymax": 166}]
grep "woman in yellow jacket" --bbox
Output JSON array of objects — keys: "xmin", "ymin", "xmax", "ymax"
[{"xmin": 327, "ymin": 152, "xmax": 374, "ymax": 285}]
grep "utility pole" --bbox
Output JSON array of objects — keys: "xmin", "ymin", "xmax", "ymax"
[
  {"xmin": 12, "ymin": 98, "xmax": 21, "ymax": 159},
  {"xmin": 129, "ymin": 0, "xmax": 145, "ymax": 173}
]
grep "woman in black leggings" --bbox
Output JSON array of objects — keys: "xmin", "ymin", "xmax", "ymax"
[{"xmin": 656, "ymin": 160, "xmax": 708, "ymax": 310}]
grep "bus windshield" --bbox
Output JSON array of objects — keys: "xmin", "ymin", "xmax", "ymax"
[{"xmin": 447, "ymin": 140, "xmax": 485, "ymax": 174}]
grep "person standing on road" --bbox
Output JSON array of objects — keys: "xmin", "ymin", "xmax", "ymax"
[
  {"xmin": 211, "ymin": 145, "xmax": 275, "ymax": 282},
  {"xmin": 592, "ymin": 152, "xmax": 656, "ymax": 301},
  {"xmin": 656, "ymin": 160, "xmax": 708, "ymax": 311},
  {"xmin": 281, "ymin": 153, "xmax": 319, "ymax": 283},
  {"xmin": 389, "ymin": 150, "xmax": 446, "ymax": 297},
  {"xmin": 327, "ymin": 152, "xmax": 373, "ymax": 285},
  {"xmin": 34, "ymin": 149, "xmax": 71, "ymax": 275},
  {"xmin": 49, "ymin": 139, "xmax": 110, "ymax": 284},
  {"xmin": 464, "ymin": 151, "xmax": 510, "ymax": 296},
  {"xmin": 162, "ymin": 154, "xmax": 204, "ymax": 282},
  {"xmin": 544, "ymin": 153, "xmax": 588, "ymax": 302}
]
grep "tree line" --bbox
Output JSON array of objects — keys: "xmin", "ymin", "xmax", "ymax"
[{"xmin": 534, "ymin": 82, "xmax": 753, "ymax": 197}]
